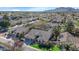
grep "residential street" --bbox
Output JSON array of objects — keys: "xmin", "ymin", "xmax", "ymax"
[{"xmin": 0, "ymin": 34, "xmax": 40, "ymax": 51}]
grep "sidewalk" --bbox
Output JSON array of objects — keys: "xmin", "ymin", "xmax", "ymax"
[
  {"xmin": 24, "ymin": 44, "xmax": 41, "ymax": 51},
  {"xmin": 16, "ymin": 43, "xmax": 41, "ymax": 51}
]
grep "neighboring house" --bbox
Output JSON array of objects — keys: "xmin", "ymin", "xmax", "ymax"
[
  {"xmin": 59, "ymin": 32, "xmax": 75, "ymax": 44},
  {"xmin": 27, "ymin": 17, "xmax": 38, "ymax": 22},
  {"xmin": 0, "ymin": 27, "xmax": 8, "ymax": 33},
  {"xmin": 47, "ymin": 22, "xmax": 59, "ymax": 28},
  {"xmin": 59, "ymin": 32, "xmax": 79, "ymax": 48},
  {"xmin": 9, "ymin": 20, "xmax": 17, "ymax": 26},
  {"xmin": 24, "ymin": 29, "xmax": 52, "ymax": 45},
  {"xmin": 12, "ymin": 26, "xmax": 30, "ymax": 34},
  {"xmin": 8, "ymin": 16, "xmax": 16, "ymax": 20},
  {"xmin": 6, "ymin": 33, "xmax": 16, "ymax": 39},
  {"xmin": 35, "ymin": 24, "xmax": 52, "ymax": 31},
  {"xmin": 51, "ymin": 16, "xmax": 63, "ymax": 23},
  {"xmin": 8, "ymin": 26, "xmax": 30, "ymax": 39},
  {"xmin": 0, "ymin": 16, "xmax": 3, "ymax": 22}
]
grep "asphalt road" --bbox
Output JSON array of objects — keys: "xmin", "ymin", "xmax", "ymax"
[{"xmin": 0, "ymin": 36, "xmax": 40, "ymax": 51}]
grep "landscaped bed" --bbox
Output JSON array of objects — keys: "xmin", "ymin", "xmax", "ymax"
[{"xmin": 50, "ymin": 45, "xmax": 61, "ymax": 51}]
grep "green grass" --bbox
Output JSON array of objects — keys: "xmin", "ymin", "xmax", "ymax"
[
  {"xmin": 31, "ymin": 44, "xmax": 61, "ymax": 51},
  {"xmin": 51, "ymin": 45, "xmax": 61, "ymax": 51},
  {"xmin": 31, "ymin": 44, "xmax": 40, "ymax": 49},
  {"xmin": 31, "ymin": 44, "xmax": 48, "ymax": 51}
]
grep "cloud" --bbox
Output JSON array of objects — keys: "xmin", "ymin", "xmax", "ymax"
[
  {"xmin": 11, "ymin": 9, "xmax": 21, "ymax": 11},
  {"xmin": 26, "ymin": 7, "xmax": 54, "ymax": 11}
]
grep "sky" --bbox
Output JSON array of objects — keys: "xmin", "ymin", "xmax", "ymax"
[
  {"xmin": 0, "ymin": 7, "xmax": 78, "ymax": 11},
  {"xmin": 0, "ymin": 7, "xmax": 55, "ymax": 11}
]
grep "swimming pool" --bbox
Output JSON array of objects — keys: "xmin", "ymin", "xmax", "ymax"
[{"xmin": 0, "ymin": 46, "xmax": 8, "ymax": 51}]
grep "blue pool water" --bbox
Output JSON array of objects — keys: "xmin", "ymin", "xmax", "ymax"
[
  {"xmin": 24, "ymin": 39, "xmax": 34, "ymax": 45},
  {"xmin": 0, "ymin": 46, "xmax": 8, "ymax": 51}
]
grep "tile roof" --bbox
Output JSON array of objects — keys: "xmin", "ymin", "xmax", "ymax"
[{"xmin": 25, "ymin": 29, "xmax": 52, "ymax": 42}]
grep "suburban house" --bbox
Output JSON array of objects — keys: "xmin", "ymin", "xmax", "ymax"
[
  {"xmin": 51, "ymin": 15, "xmax": 63, "ymax": 23},
  {"xmin": 0, "ymin": 16, "xmax": 3, "ymax": 22},
  {"xmin": 24, "ymin": 29, "xmax": 52, "ymax": 45},
  {"xmin": 47, "ymin": 22, "xmax": 59, "ymax": 28},
  {"xmin": 59, "ymin": 32, "xmax": 75, "ymax": 44},
  {"xmin": 59, "ymin": 32, "xmax": 79, "ymax": 49},
  {"xmin": 13, "ymin": 26, "xmax": 30, "ymax": 34},
  {"xmin": 10, "ymin": 26, "xmax": 29, "ymax": 34},
  {"xmin": 35, "ymin": 24, "xmax": 52, "ymax": 31},
  {"xmin": 7, "ymin": 26, "xmax": 30, "ymax": 39}
]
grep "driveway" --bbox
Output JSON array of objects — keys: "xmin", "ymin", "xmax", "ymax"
[
  {"xmin": 0, "ymin": 36, "xmax": 40, "ymax": 51},
  {"xmin": 15, "ymin": 43, "xmax": 40, "ymax": 51}
]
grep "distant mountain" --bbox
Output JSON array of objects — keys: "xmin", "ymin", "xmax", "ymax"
[{"xmin": 44, "ymin": 7, "xmax": 79, "ymax": 13}]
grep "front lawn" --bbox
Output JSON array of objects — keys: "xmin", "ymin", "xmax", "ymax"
[
  {"xmin": 31, "ymin": 43, "xmax": 39, "ymax": 49},
  {"xmin": 31, "ymin": 44, "xmax": 61, "ymax": 51},
  {"xmin": 31, "ymin": 43, "xmax": 49, "ymax": 51}
]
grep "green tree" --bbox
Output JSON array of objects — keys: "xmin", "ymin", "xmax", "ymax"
[
  {"xmin": 16, "ymin": 32, "xmax": 24, "ymax": 39},
  {"xmin": 19, "ymin": 32, "xmax": 24, "ymax": 39},
  {"xmin": 52, "ymin": 45, "xmax": 60, "ymax": 51},
  {"xmin": 53, "ymin": 25, "xmax": 61, "ymax": 40},
  {"xmin": 3, "ymin": 14, "xmax": 9, "ymax": 20},
  {"xmin": 0, "ymin": 20, "xmax": 10, "ymax": 28},
  {"xmin": 65, "ymin": 20, "xmax": 75, "ymax": 33},
  {"xmin": 0, "ymin": 14, "xmax": 10, "ymax": 28}
]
